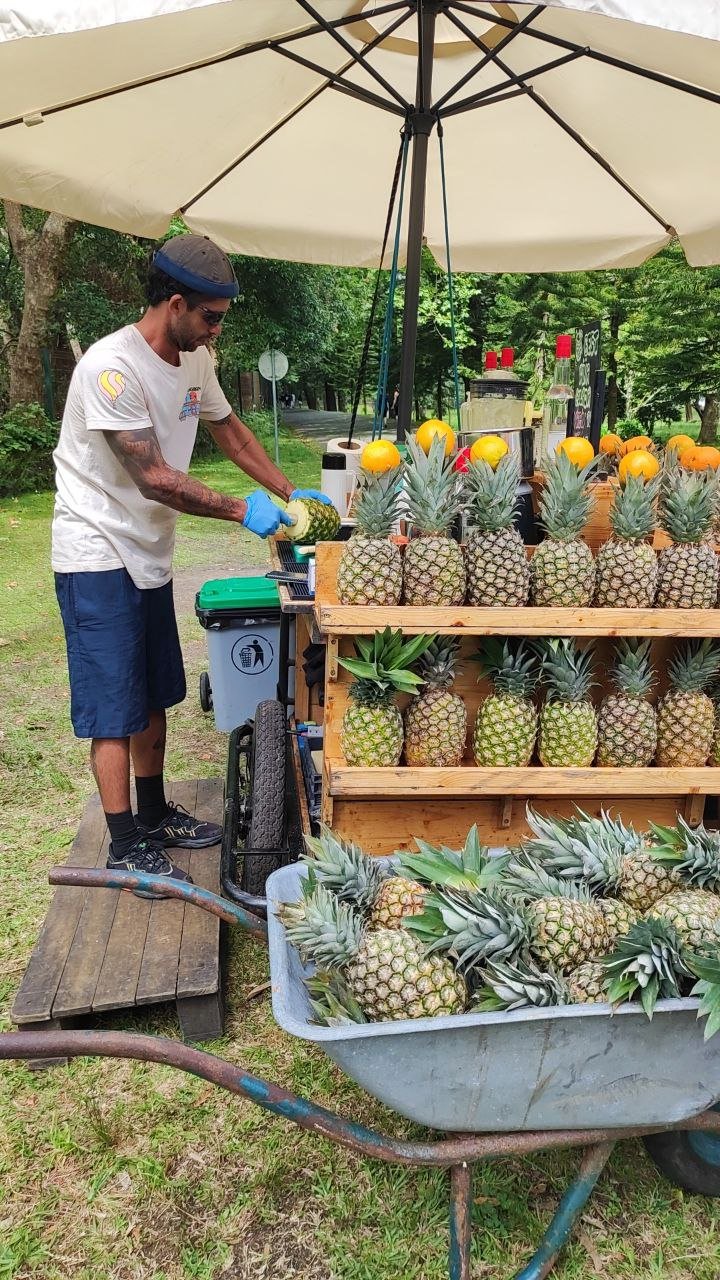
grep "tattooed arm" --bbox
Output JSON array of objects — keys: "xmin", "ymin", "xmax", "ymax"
[
  {"xmin": 104, "ymin": 426, "xmax": 248, "ymax": 523},
  {"xmin": 203, "ymin": 411, "xmax": 294, "ymax": 502}
]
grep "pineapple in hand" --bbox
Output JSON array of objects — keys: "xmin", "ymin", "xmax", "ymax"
[
  {"xmin": 404, "ymin": 637, "xmax": 468, "ymax": 767},
  {"xmin": 403, "ymin": 434, "xmax": 466, "ymax": 606},
  {"xmin": 338, "ymin": 628, "xmax": 432, "ymax": 767},
  {"xmin": 537, "ymin": 638, "xmax": 598, "ymax": 767},
  {"xmin": 472, "ymin": 639, "xmax": 539, "ymax": 767}
]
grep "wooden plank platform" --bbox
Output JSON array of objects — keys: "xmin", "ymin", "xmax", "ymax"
[
  {"xmin": 12, "ymin": 779, "xmax": 224, "ymax": 1057},
  {"xmin": 326, "ymin": 761, "xmax": 720, "ymax": 797}
]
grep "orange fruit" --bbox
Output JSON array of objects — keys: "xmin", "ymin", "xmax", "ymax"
[
  {"xmin": 415, "ymin": 418, "xmax": 456, "ymax": 456},
  {"xmin": 556, "ymin": 436, "xmax": 595, "ymax": 468},
  {"xmin": 620, "ymin": 434, "xmax": 654, "ymax": 456},
  {"xmin": 470, "ymin": 434, "xmax": 509, "ymax": 469},
  {"xmin": 681, "ymin": 444, "xmax": 720, "ymax": 471},
  {"xmin": 360, "ymin": 439, "xmax": 402, "ymax": 474},
  {"xmin": 599, "ymin": 433, "xmax": 623, "ymax": 456},
  {"xmin": 666, "ymin": 433, "xmax": 695, "ymax": 454},
  {"xmin": 618, "ymin": 449, "xmax": 660, "ymax": 484}
]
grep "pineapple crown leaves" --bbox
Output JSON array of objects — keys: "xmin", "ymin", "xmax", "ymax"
[
  {"xmin": 498, "ymin": 850, "xmax": 595, "ymax": 903},
  {"xmin": 339, "ymin": 628, "xmax": 433, "ymax": 703},
  {"xmin": 686, "ymin": 951, "xmax": 720, "ymax": 1040},
  {"xmin": 353, "ymin": 464, "xmax": 404, "ymax": 539},
  {"xmin": 404, "ymin": 885, "xmax": 528, "ymax": 975},
  {"xmin": 411, "ymin": 635, "xmax": 463, "ymax": 692},
  {"xmin": 538, "ymin": 449, "xmax": 598, "ymax": 542},
  {"xmin": 609, "ymin": 473, "xmax": 660, "ymax": 541},
  {"xmin": 277, "ymin": 882, "xmax": 363, "ymax": 970},
  {"xmin": 608, "ymin": 637, "xmax": 656, "ymax": 698},
  {"xmin": 301, "ymin": 826, "xmax": 388, "ymax": 910},
  {"xmin": 473, "ymin": 952, "xmax": 571, "ymax": 1012},
  {"xmin": 648, "ymin": 817, "xmax": 720, "ymax": 892},
  {"xmin": 397, "ymin": 825, "xmax": 505, "ymax": 893},
  {"xmin": 659, "ymin": 465, "xmax": 719, "ymax": 544},
  {"xmin": 403, "ymin": 434, "xmax": 463, "ymax": 535},
  {"xmin": 535, "ymin": 638, "xmax": 597, "ymax": 703},
  {"xmin": 601, "ymin": 917, "xmax": 692, "ymax": 1018},
  {"xmin": 667, "ymin": 639, "xmax": 720, "ymax": 695},
  {"xmin": 473, "ymin": 638, "xmax": 540, "ymax": 698},
  {"xmin": 304, "ymin": 970, "xmax": 368, "ymax": 1026},
  {"xmin": 465, "ymin": 451, "xmax": 522, "ymax": 533}
]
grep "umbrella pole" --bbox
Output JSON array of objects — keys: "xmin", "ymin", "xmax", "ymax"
[{"xmin": 396, "ymin": 0, "xmax": 440, "ymax": 443}]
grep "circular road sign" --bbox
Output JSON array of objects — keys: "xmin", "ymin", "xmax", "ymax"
[{"xmin": 258, "ymin": 349, "xmax": 288, "ymax": 381}]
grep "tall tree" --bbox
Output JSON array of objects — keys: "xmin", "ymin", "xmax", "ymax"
[{"xmin": 2, "ymin": 202, "xmax": 75, "ymax": 405}]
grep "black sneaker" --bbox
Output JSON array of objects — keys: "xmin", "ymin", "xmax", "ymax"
[
  {"xmin": 107, "ymin": 835, "xmax": 194, "ymax": 900},
  {"xmin": 136, "ymin": 802, "xmax": 222, "ymax": 849}
]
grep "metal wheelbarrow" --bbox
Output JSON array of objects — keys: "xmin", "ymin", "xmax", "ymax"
[{"xmin": 2, "ymin": 860, "xmax": 720, "ymax": 1280}]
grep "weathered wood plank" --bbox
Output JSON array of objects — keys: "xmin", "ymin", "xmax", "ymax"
[
  {"xmin": 12, "ymin": 795, "xmax": 107, "ymax": 1025},
  {"xmin": 52, "ymin": 820, "xmax": 117, "ymax": 1018},
  {"xmin": 133, "ymin": 780, "xmax": 198, "ymax": 1007},
  {"xmin": 326, "ymin": 761, "xmax": 720, "ymax": 798},
  {"xmin": 177, "ymin": 777, "xmax": 222, "ymax": 1001}
]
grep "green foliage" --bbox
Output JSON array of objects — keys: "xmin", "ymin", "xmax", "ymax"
[
  {"xmin": 0, "ymin": 401, "xmax": 58, "ymax": 495},
  {"xmin": 614, "ymin": 417, "xmax": 646, "ymax": 440}
]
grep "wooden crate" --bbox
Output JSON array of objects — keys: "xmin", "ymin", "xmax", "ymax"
[{"xmin": 314, "ymin": 542, "xmax": 720, "ymax": 854}]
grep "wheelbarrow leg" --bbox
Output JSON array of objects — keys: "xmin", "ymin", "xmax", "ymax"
[
  {"xmin": 448, "ymin": 1161, "xmax": 473, "ymax": 1280},
  {"xmin": 512, "ymin": 1141, "xmax": 615, "ymax": 1280}
]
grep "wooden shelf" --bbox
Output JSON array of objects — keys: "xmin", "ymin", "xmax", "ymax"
[
  {"xmin": 326, "ymin": 760, "xmax": 720, "ymax": 798},
  {"xmin": 315, "ymin": 603, "xmax": 720, "ymax": 637}
]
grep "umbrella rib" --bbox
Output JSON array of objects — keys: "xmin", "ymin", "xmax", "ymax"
[
  {"xmin": 434, "ymin": 3, "xmax": 544, "ymax": 111},
  {"xmin": 444, "ymin": 8, "xmax": 674, "ymax": 235},
  {"xmin": 292, "ymin": 0, "xmax": 412, "ymax": 112},
  {"xmin": 440, "ymin": 48, "xmax": 586, "ymax": 117},
  {"xmin": 449, "ymin": 0, "xmax": 720, "ymax": 111}
]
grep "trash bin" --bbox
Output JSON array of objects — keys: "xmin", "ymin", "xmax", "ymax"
[{"xmin": 195, "ymin": 577, "xmax": 288, "ymax": 731}]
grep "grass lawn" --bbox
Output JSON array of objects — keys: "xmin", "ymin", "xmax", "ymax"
[{"xmin": 1, "ymin": 422, "xmax": 719, "ymax": 1279}]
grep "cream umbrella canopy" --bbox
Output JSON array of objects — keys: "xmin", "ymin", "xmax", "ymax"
[{"xmin": 2, "ymin": 0, "xmax": 720, "ymax": 431}]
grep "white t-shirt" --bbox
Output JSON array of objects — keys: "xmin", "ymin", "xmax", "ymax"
[{"xmin": 52, "ymin": 325, "xmax": 232, "ymax": 589}]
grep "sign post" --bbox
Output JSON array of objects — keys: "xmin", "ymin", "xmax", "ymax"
[
  {"xmin": 258, "ymin": 348, "xmax": 289, "ymax": 465},
  {"xmin": 572, "ymin": 321, "xmax": 602, "ymax": 447}
]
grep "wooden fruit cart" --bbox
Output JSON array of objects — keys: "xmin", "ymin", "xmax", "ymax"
[{"xmin": 314, "ymin": 541, "xmax": 720, "ymax": 854}]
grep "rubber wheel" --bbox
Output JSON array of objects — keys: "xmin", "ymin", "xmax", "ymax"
[
  {"xmin": 240, "ymin": 699, "xmax": 286, "ymax": 897},
  {"xmin": 643, "ymin": 1119, "xmax": 720, "ymax": 1196},
  {"xmin": 199, "ymin": 671, "xmax": 213, "ymax": 713}
]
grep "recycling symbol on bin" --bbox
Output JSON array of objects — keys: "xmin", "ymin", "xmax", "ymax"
[{"xmin": 231, "ymin": 633, "xmax": 274, "ymax": 675}]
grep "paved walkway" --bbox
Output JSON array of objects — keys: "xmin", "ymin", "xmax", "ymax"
[{"xmin": 281, "ymin": 406, "xmax": 380, "ymax": 443}]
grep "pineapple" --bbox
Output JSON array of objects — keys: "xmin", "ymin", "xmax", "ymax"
[
  {"xmin": 279, "ymin": 883, "xmax": 467, "ymax": 1021},
  {"xmin": 398, "ymin": 825, "xmax": 504, "ymax": 894},
  {"xmin": 285, "ymin": 496, "xmax": 340, "ymax": 543},
  {"xmin": 656, "ymin": 467, "xmax": 719, "ymax": 608},
  {"xmin": 530, "ymin": 451, "xmax": 597, "ymax": 606},
  {"xmin": 650, "ymin": 889, "xmax": 720, "ymax": 951},
  {"xmin": 402, "ymin": 435, "xmax": 466, "ymax": 605},
  {"xmin": 649, "ymin": 816, "xmax": 720, "ymax": 892},
  {"xmin": 475, "ymin": 954, "xmax": 608, "ymax": 1010},
  {"xmin": 300, "ymin": 826, "xmax": 427, "ymax": 930},
  {"xmin": 472, "ymin": 639, "xmax": 539, "ymax": 767},
  {"xmin": 711, "ymin": 686, "xmax": 720, "ymax": 765},
  {"xmin": 464, "ymin": 452, "xmax": 530, "ymax": 606},
  {"xmin": 602, "ymin": 917, "xmax": 691, "ymax": 1015},
  {"xmin": 519, "ymin": 806, "xmax": 679, "ymax": 913},
  {"xmin": 338, "ymin": 628, "xmax": 431, "ymax": 767},
  {"xmin": 404, "ymin": 637, "xmax": 467, "ymax": 767},
  {"xmin": 596, "ymin": 638, "xmax": 657, "ymax": 767},
  {"xmin": 566, "ymin": 960, "xmax": 610, "ymax": 1004},
  {"xmin": 594, "ymin": 474, "xmax": 659, "ymax": 607},
  {"xmin": 656, "ymin": 639, "xmax": 720, "ymax": 767},
  {"xmin": 596, "ymin": 897, "xmax": 641, "ymax": 947},
  {"xmin": 337, "ymin": 465, "xmax": 403, "ymax": 605},
  {"xmin": 537, "ymin": 639, "xmax": 597, "ymax": 767}
]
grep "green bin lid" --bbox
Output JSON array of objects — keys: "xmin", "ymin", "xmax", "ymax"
[{"xmin": 197, "ymin": 576, "xmax": 280, "ymax": 611}]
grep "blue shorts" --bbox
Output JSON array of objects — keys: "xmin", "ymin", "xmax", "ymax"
[{"xmin": 54, "ymin": 569, "xmax": 186, "ymax": 739}]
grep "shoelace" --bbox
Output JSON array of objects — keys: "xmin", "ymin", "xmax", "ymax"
[{"xmin": 132, "ymin": 839, "xmax": 172, "ymax": 873}]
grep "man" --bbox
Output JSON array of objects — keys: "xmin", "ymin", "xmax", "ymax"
[{"xmin": 52, "ymin": 233, "xmax": 329, "ymax": 896}]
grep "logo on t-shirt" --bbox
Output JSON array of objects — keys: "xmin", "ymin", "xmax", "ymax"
[
  {"xmin": 97, "ymin": 369, "xmax": 126, "ymax": 404},
  {"xmin": 179, "ymin": 386, "xmax": 202, "ymax": 421}
]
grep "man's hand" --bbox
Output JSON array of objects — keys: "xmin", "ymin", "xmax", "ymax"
[
  {"xmin": 289, "ymin": 488, "xmax": 332, "ymax": 505},
  {"xmin": 242, "ymin": 491, "xmax": 294, "ymax": 538}
]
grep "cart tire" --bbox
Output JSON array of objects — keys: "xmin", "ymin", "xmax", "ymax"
[
  {"xmin": 199, "ymin": 671, "xmax": 213, "ymax": 713},
  {"xmin": 240, "ymin": 699, "xmax": 286, "ymax": 897},
  {"xmin": 643, "ymin": 1120, "xmax": 720, "ymax": 1197}
]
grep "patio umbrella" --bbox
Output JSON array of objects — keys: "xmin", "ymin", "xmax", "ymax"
[{"xmin": 2, "ymin": 1, "xmax": 720, "ymax": 435}]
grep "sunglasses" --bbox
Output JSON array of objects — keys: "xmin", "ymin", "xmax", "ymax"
[{"xmin": 193, "ymin": 304, "xmax": 228, "ymax": 327}]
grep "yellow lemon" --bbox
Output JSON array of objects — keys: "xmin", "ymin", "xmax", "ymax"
[
  {"xmin": 360, "ymin": 439, "xmax": 402, "ymax": 474},
  {"xmin": 556, "ymin": 436, "xmax": 596, "ymax": 467},
  {"xmin": 415, "ymin": 418, "xmax": 456, "ymax": 456},
  {"xmin": 469, "ymin": 435, "xmax": 509, "ymax": 469}
]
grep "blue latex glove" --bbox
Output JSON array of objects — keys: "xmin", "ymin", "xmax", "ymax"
[
  {"xmin": 242, "ymin": 491, "xmax": 293, "ymax": 538},
  {"xmin": 289, "ymin": 488, "xmax": 332, "ymax": 505}
]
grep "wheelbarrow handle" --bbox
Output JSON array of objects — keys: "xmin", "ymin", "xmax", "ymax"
[{"xmin": 47, "ymin": 866, "xmax": 268, "ymax": 940}]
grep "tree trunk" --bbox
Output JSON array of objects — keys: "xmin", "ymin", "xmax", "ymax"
[
  {"xmin": 3, "ymin": 202, "xmax": 75, "ymax": 407},
  {"xmin": 685, "ymin": 401, "xmax": 694, "ymax": 423},
  {"xmin": 698, "ymin": 393, "xmax": 719, "ymax": 444},
  {"xmin": 302, "ymin": 382, "xmax": 317, "ymax": 411},
  {"xmin": 324, "ymin": 383, "xmax": 337, "ymax": 412}
]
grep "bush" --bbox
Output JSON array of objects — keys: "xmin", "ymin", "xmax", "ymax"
[
  {"xmin": 0, "ymin": 402, "xmax": 59, "ymax": 496},
  {"xmin": 613, "ymin": 417, "xmax": 650, "ymax": 442}
]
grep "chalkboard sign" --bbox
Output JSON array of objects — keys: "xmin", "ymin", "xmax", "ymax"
[{"xmin": 572, "ymin": 320, "xmax": 602, "ymax": 443}]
